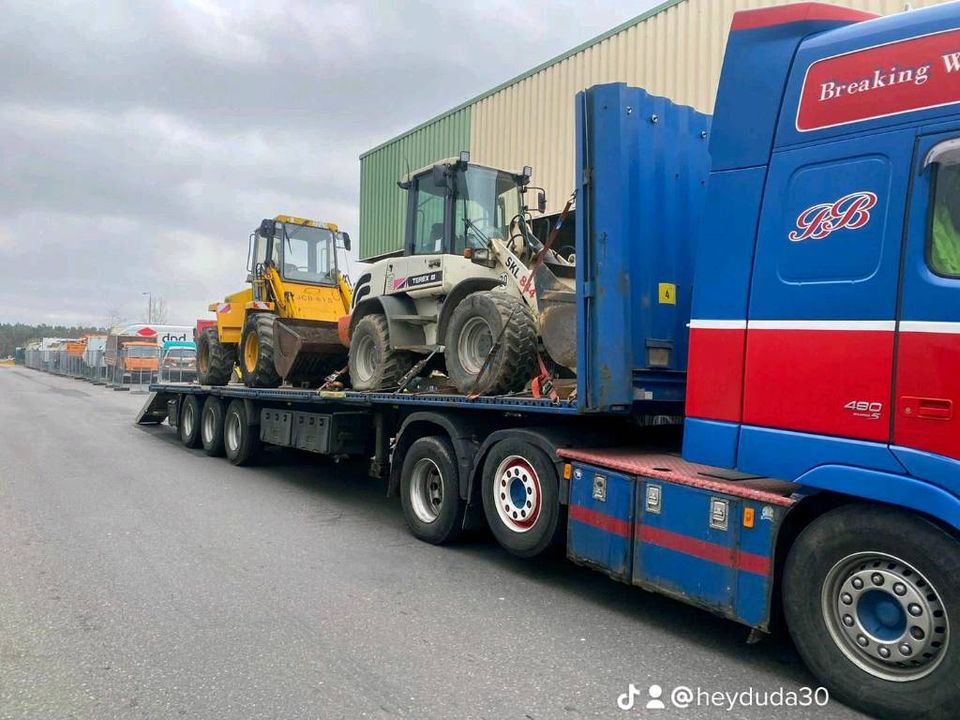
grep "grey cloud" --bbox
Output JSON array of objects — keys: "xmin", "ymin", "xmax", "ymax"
[{"xmin": 0, "ymin": 0, "xmax": 653, "ymax": 325}]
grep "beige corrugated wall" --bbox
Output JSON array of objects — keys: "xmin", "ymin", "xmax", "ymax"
[{"xmin": 470, "ymin": 0, "xmax": 948, "ymax": 215}]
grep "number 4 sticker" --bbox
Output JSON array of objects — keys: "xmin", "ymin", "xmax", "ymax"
[{"xmin": 658, "ymin": 283, "xmax": 676, "ymax": 305}]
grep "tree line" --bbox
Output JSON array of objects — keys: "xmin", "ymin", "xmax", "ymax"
[{"xmin": 0, "ymin": 323, "xmax": 106, "ymax": 358}]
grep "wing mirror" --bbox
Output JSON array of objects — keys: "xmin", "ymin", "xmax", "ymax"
[
  {"xmin": 258, "ymin": 218, "xmax": 276, "ymax": 238},
  {"xmin": 339, "ymin": 232, "xmax": 351, "ymax": 252},
  {"xmin": 537, "ymin": 190, "xmax": 547, "ymax": 213}
]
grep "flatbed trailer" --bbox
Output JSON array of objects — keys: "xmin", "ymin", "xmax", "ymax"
[{"xmin": 138, "ymin": 379, "xmax": 795, "ymax": 633}]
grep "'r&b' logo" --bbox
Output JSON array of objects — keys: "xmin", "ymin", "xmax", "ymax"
[{"xmin": 789, "ymin": 191, "xmax": 878, "ymax": 242}]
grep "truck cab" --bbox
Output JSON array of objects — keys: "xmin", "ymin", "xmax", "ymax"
[
  {"xmin": 119, "ymin": 341, "xmax": 159, "ymax": 383},
  {"xmin": 672, "ymin": 3, "xmax": 960, "ymax": 712}
]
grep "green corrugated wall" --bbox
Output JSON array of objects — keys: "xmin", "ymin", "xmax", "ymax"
[{"xmin": 359, "ymin": 107, "xmax": 471, "ymax": 260}]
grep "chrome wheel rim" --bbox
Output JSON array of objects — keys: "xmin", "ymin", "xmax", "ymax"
[
  {"xmin": 457, "ymin": 316, "xmax": 494, "ymax": 375},
  {"xmin": 225, "ymin": 412, "xmax": 242, "ymax": 454},
  {"xmin": 493, "ymin": 455, "xmax": 541, "ymax": 533},
  {"xmin": 354, "ymin": 334, "xmax": 378, "ymax": 383},
  {"xmin": 182, "ymin": 402, "xmax": 195, "ymax": 437},
  {"xmin": 202, "ymin": 407, "xmax": 216, "ymax": 444},
  {"xmin": 409, "ymin": 458, "xmax": 443, "ymax": 524},
  {"xmin": 822, "ymin": 551, "xmax": 949, "ymax": 681}
]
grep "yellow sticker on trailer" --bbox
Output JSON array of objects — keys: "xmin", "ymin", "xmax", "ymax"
[{"xmin": 658, "ymin": 283, "xmax": 676, "ymax": 305}]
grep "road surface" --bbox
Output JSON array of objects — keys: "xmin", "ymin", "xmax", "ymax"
[{"xmin": 0, "ymin": 367, "xmax": 868, "ymax": 719}]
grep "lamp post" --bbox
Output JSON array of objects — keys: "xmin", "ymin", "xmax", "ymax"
[{"xmin": 142, "ymin": 291, "xmax": 152, "ymax": 324}]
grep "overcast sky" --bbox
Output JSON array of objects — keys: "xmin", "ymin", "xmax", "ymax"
[{"xmin": 0, "ymin": 0, "xmax": 658, "ymax": 327}]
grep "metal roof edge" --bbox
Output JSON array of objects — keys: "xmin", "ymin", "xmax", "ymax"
[{"xmin": 359, "ymin": 0, "xmax": 686, "ymax": 159}]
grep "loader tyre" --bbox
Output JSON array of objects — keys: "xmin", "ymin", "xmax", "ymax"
[
  {"xmin": 399, "ymin": 436, "xmax": 465, "ymax": 545},
  {"xmin": 223, "ymin": 400, "xmax": 260, "ymax": 466},
  {"xmin": 481, "ymin": 439, "xmax": 562, "ymax": 558},
  {"xmin": 348, "ymin": 313, "xmax": 415, "ymax": 391},
  {"xmin": 197, "ymin": 327, "xmax": 236, "ymax": 386},
  {"xmin": 200, "ymin": 395, "xmax": 225, "ymax": 457},
  {"xmin": 178, "ymin": 395, "xmax": 202, "ymax": 448},
  {"xmin": 783, "ymin": 504, "xmax": 960, "ymax": 720},
  {"xmin": 444, "ymin": 291, "xmax": 537, "ymax": 395},
  {"xmin": 240, "ymin": 314, "xmax": 281, "ymax": 388}
]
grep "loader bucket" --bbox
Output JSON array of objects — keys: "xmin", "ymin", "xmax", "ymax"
[
  {"xmin": 538, "ymin": 290, "xmax": 577, "ymax": 371},
  {"xmin": 272, "ymin": 318, "xmax": 347, "ymax": 386}
]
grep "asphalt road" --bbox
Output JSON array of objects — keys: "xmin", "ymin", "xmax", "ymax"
[{"xmin": 0, "ymin": 367, "xmax": 869, "ymax": 720}]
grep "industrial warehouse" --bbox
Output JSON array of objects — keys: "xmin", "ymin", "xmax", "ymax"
[
  {"xmin": 358, "ymin": 0, "xmax": 945, "ymax": 260},
  {"xmin": 4, "ymin": 2, "xmax": 960, "ymax": 719}
]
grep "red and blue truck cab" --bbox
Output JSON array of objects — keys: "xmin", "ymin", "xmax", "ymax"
[{"xmin": 562, "ymin": 3, "xmax": 960, "ymax": 717}]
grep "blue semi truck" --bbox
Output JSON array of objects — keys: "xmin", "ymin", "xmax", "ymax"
[{"xmin": 142, "ymin": 4, "xmax": 960, "ymax": 717}]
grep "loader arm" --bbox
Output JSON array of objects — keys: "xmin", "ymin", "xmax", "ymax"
[
  {"xmin": 488, "ymin": 236, "xmax": 540, "ymax": 315},
  {"xmin": 337, "ymin": 271, "xmax": 353, "ymax": 313}
]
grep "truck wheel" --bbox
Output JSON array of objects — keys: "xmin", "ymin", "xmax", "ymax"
[
  {"xmin": 223, "ymin": 400, "xmax": 260, "ymax": 466},
  {"xmin": 197, "ymin": 327, "xmax": 236, "ymax": 386},
  {"xmin": 444, "ymin": 291, "xmax": 536, "ymax": 395},
  {"xmin": 179, "ymin": 395, "xmax": 202, "ymax": 448},
  {"xmin": 784, "ymin": 504, "xmax": 960, "ymax": 720},
  {"xmin": 481, "ymin": 439, "xmax": 561, "ymax": 558},
  {"xmin": 200, "ymin": 396, "xmax": 225, "ymax": 457},
  {"xmin": 348, "ymin": 314, "xmax": 414, "ymax": 391},
  {"xmin": 240, "ymin": 314, "xmax": 281, "ymax": 388},
  {"xmin": 399, "ymin": 436, "xmax": 465, "ymax": 545}
]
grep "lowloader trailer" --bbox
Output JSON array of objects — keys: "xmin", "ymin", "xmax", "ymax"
[{"xmin": 140, "ymin": 4, "xmax": 960, "ymax": 718}]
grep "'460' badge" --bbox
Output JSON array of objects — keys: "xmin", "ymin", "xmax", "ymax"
[{"xmin": 789, "ymin": 191, "xmax": 878, "ymax": 242}]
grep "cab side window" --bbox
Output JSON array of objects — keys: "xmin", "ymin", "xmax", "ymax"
[
  {"xmin": 412, "ymin": 177, "xmax": 446, "ymax": 256},
  {"xmin": 929, "ymin": 159, "xmax": 960, "ymax": 278}
]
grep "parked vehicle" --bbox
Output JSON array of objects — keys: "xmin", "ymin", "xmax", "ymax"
[
  {"xmin": 159, "ymin": 341, "xmax": 196, "ymax": 383},
  {"xmin": 141, "ymin": 4, "xmax": 960, "ymax": 718},
  {"xmin": 118, "ymin": 341, "xmax": 158, "ymax": 384}
]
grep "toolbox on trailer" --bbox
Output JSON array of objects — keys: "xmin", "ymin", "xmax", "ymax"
[{"xmin": 560, "ymin": 450, "xmax": 796, "ymax": 629}]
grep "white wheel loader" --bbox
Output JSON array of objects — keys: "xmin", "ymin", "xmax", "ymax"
[{"xmin": 346, "ymin": 152, "xmax": 576, "ymax": 395}]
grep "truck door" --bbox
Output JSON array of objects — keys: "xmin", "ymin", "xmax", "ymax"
[
  {"xmin": 744, "ymin": 129, "xmax": 915, "ymax": 442},
  {"xmin": 894, "ymin": 131, "xmax": 960, "ymax": 461}
]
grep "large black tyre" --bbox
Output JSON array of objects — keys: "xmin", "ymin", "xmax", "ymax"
[
  {"xmin": 196, "ymin": 327, "xmax": 237, "ymax": 386},
  {"xmin": 178, "ymin": 395, "xmax": 202, "ymax": 448},
  {"xmin": 444, "ymin": 291, "xmax": 537, "ymax": 396},
  {"xmin": 348, "ymin": 314, "xmax": 415, "ymax": 391},
  {"xmin": 783, "ymin": 504, "xmax": 960, "ymax": 720},
  {"xmin": 200, "ymin": 395, "xmax": 226, "ymax": 457},
  {"xmin": 481, "ymin": 439, "xmax": 562, "ymax": 558},
  {"xmin": 223, "ymin": 400, "xmax": 261, "ymax": 466},
  {"xmin": 399, "ymin": 436, "xmax": 465, "ymax": 545},
  {"xmin": 240, "ymin": 314, "xmax": 281, "ymax": 388}
]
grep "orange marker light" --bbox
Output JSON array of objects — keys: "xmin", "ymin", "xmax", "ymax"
[
  {"xmin": 563, "ymin": 463, "xmax": 573, "ymax": 480},
  {"xmin": 743, "ymin": 506, "xmax": 755, "ymax": 529}
]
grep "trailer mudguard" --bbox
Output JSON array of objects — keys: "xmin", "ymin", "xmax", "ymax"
[
  {"xmin": 795, "ymin": 465, "xmax": 960, "ymax": 532},
  {"xmin": 389, "ymin": 411, "xmax": 484, "ymax": 500}
]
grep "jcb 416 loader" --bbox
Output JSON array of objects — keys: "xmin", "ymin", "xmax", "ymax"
[{"xmin": 198, "ymin": 215, "xmax": 353, "ymax": 388}]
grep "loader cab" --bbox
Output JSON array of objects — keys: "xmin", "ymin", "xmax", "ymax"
[
  {"xmin": 249, "ymin": 215, "xmax": 347, "ymax": 287},
  {"xmin": 402, "ymin": 153, "xmax": 538, "ymax": 257}
]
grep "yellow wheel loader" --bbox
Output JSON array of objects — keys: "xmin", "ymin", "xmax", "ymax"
[{"xmin": 198, "ymin": 215, "xmax": 353, "ymax": 388}]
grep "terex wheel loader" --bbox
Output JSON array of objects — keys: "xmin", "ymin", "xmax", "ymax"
[
  {"xmin": 198, "ymin": 215, "xmax": 353, "ymax": 388},
  {"xmin": 346, "ymin": 153, "xmax": 576, "ymax": 396}
]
